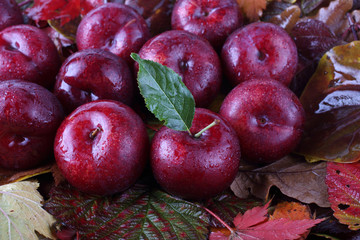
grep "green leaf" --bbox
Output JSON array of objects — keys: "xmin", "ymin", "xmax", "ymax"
[
  {"xmin": 45, "ymin": 184, "xmax": 210, "ymax": 239},
  {"xmin": 297, "ymin": 41, "xmax": 360, "ymax": 163},
  {"xmin": 0, "ymin": 181, "xmax": 56, "ymax": 240},
  {"xmin": 131, "ymin": 53, "xmax": 195, "ymax": 132}
]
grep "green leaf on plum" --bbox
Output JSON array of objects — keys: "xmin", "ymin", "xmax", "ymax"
[
  {"xmin": 45, "ymin": 183, "xmax": 210, "ymax": 239},
  {"xmin": 326, "ymin": 162, "xmax": 360, "ymax": 230},
  {"xmin": 297, "ymin": 41, "xmax": 360, "ymax": 163},
  {"xmin": 131, "ymin": 53, "xmax": 195, "ymax": 132}
]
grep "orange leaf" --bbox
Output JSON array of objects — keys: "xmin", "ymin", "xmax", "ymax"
[
  {"xmin": 237, "ymin": 0, "xmax": 267, "ymax": 21},
  {"xmin": 270, "ymin": 202, "xmax": 312, "ymax": 221}
]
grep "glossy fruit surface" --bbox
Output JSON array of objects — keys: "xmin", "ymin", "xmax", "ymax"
[
  {"xmin": 151, "ymin": 108, "xmax": 241, "ymax": 200},
  {"xmin": 171, "ymin": 0, "xmax": 242, "ymax": 49},
  {"xmin": 137, "ymin": 30, "xmax": 222, "ymax": 107},
  {"xmin": 54, "ymin": 100, "xmax": 149, "ymax": 195},
  {"xmin": 0, "ymin": 24, "xmax": 61, "ymax": 89},
  {"xmin": 76, "ymin": 2, "xmax": 150, "ymax": 65},
  {"xmin": 222, "ymin": 22, "xmax": 298, "ymax": 86},
  {"xmin": 220, "ymin": 79, "xmax": 305, "ymax": 164},
  {"xmin": 0, "ymin": 0, "xmax": 23, "ymax": 31},
  {"xmin": 0, "ymin": 80, "xmax": 64, "ymax": 170},
  {"xmin": 54, "ymin": 49, "xmax": 134, "ymax": 114}
]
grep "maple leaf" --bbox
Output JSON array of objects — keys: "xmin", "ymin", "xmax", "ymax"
[
  {"xmin": 326, "ymin": 162, "xmax": 360, "ymax": 230},
  {"xmin": 237, "ymin": 0, "xmax": 267, "ymax": 21},
  {"xmin": 209, "ymin": 201, "xmax": 324, "ymax": 240},
  {"xmin": 25, "ymin": 0, "xmax": 82, "ymax": 25}
]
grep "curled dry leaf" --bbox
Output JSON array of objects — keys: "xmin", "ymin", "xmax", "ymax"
[
  {"xmin": 230, "ymin": 155, "xmax": 330, "ymax": 207},
  {"xmin": 269, "ymin": 5, "xmax": 301, "ymax": 33},
  {"xmin": 308, "ymin": 0, "xmax": 353, "ymax": 36},
  {"xmin": 0, "ymin": 164, "xmax": 53, "ymax": 186}
]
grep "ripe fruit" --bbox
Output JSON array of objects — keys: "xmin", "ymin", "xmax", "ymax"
[
  {"xmin": 220, "ymin": 79, "xmax": 305, "ymax": 164},
  {"xmin": 222, "ymin": 22, "xmax": 298, "ymax": 86},
  {"xmin": 54, "ymin": 100, "xmax": 149, "ymax": 195},
  {"xmin": 0, "ymin": 24, "xmax": 61, "ymax": 89},
  {"xmin": 76, "ymin": 3, "xmax": 150, "ymax": 65},
  {"xmin": 0, "ymin": 0, "xmax": 23, "ymax": 31},
  {"xmin": 0, "ymin": 80, "xmax": 64, "ymax": 170},
  {"xmin": 171, "ymin": 0, "xmax": 242, "ymax": 49},
  {"xmin": 137, "ymin": 30, "xmax": 222, "ymax": 107},
  {"xmin": 54, "ymin": 49, "xmax": 134, "ymax": 114},
  {"xmin": 151, "ymin": 108, "xmax": 241, "ymax": 200}
]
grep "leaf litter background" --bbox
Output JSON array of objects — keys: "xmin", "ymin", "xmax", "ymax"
[{"xmin": 1, "ymin": 0, "xmax": 360, "ymax": 239}]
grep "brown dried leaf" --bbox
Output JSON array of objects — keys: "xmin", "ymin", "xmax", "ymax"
[
  {"xmin": 237, "ymin": 0, "xmax": 267, "ymax": 22},
  {"xmin": 0, "ymin": 164, "xmax": 53, "ymax": 186},
  {"xmin": 230, "ymin": 155, "xmax": 330, "ymax": 207},
  {"xmin": 269, "ymin": 5, "xmax": 301, "ymax": 33},
  {"xmin": 308, "ymin": 0, "xmax": 353, "ymax": 35}
]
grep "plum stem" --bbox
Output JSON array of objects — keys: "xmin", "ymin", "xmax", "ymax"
[
  {"xmin": 18, "ymin": 0, "xmax": 32, "ymax": 7},
  {"xmin": 202, "ymin": 206, "xmax": 235, "ymax": 234},
  {"xmin": 89, "ymin": 127, "xmax": 101, "ymax": 139},
  {"xmin": 194, "ymin": 119, "xmax": 220, "ymax": 138}
]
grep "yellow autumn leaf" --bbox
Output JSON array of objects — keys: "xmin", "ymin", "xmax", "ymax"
[
  {"xmin": 0, "ymin": 181, "xmax": 56, "ymax": 240},
  {"xmin": 237, "ymin": 0, "xmax": 268, "ymax": 21}
]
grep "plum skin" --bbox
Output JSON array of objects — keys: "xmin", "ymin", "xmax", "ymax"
[
  {"xmin": 54, "ymin": 100, "xmax": 149, "ymax": 195},
  {"xmin": 0, "ymin": 80, "xmax": 64, "ymax": 170},
  {"xmin": 221, "ymin": 22, "xmax": 298, "ymax": 87},
  {"xmin": 220, "ymin": 79, "xmax": 305, "ymax": 164},
  {"xmin": 54, "ymin": 49, "xmax": 134, "ymax": 114},
  {"xmin": 151, "ymin": 108, "xmax": 241, "ymax": 200}
]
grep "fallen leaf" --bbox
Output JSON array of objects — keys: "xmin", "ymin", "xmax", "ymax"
[
  {"xmin": 0, "ymin": 181, "xmax": 56, "ymax": 240},
  {"xmin": 270, "ymin": 201, "xmax": 313, "ymax": 239},
  {"xmin": 269, "ymin": 5, "xmax": 301, "ymax": 33},
  {"xmin": 326, "ymin": 162, "xmax": 360, "ymax": 230},
  {"xmin": 210, "ymin": 201, "xmax": 324, "ymax": 240},
  {"xmin": 0, "ymin": 164, "xmax": 53, "ymax": 186},
  {"xmin": 45, "ymin": 183, "xmax": 209, "ymax": 239},
  {"xmin": 270, "ymin": 202, "xmax": 312, "ymax": 221},
  {"xmin": 237, "ymin": 0, "xmax": 267, "ymax": 21},
  {"xmin": 308, "ymin": 0, "xmax": 352, "ymax": 35},
  {"xmin": 230, "ymin": 155, "xmax": 330, "ymax": 207},
  {"xmin": 206, "ymin": 191, "xmax": 262, "ymax": 228},
  {"xmin": 297, "ymin": 41, "xmax": 360, "ymax": 163}
]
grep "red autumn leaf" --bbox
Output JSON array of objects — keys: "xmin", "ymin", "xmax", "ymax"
[
  {"xmin": 326, "ymin": 162, "xmax": 360, "ymax": 230},
  {"xmin": 25, "ymin": 0, "xmax": 104, "ymax": 25},
  {"xmin": 210, "ymin": 202, "xmax": 324, "ymax": 240}
]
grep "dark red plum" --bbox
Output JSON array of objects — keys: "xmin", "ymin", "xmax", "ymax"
[
  {"xmin": 137, "ymin": 30, "xmax": 222, "ymax": 107},
  {"xmin": 0, "ymin": 0, "xmax": 23, "ymax": 31},
  {"xmin": 76, "ymin": 3, "xmax": 150, "ymax": 65},
  {"xmin": 151, "ymin": 108, "xmax": 241, "ymax": 200},
  {"xmin": 54, "ymin": 49, "xmax": 134, "ymax": 114},
  {"xmin": 0, "ymin": 80, "xmax": 64, "ymax": 170},
  {"xmin": 0, "ymin": 25, "xmax": 61, "ymax": 89},
  {"xmin": 54, "ymin": 100, "xmax": 149, "ymax": 195},
  {"xmin": 222, "ymin": 22, "xmax": 298, "ymax": 87},
  {"xmin": 171, "ymin": 0, "xmax": 242, "ymax": 49},
  {"xmin": 220, "ymin": 79, "xmax": 305, "ymax": 164}
]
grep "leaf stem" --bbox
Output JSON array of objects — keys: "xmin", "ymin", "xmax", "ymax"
[
  {"xmin": 202, "ymin": 206, "xmax": 234, "ymax": 234},
  {"xmin": 194, "ymin": 119, "xmax": 220, "ymax": 138}
]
